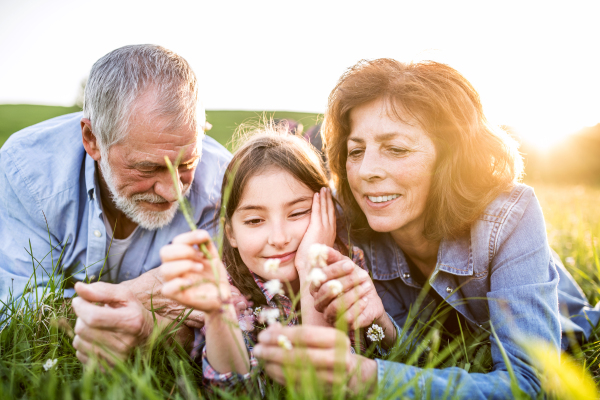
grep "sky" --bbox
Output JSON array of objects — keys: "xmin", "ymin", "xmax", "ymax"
[{"xmin": 1, "ymin": 0, "xmax": 599, "ymax": 148}]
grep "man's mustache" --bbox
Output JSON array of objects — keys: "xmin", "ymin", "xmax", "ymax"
[{"xmin": 130, "ymin": 185, "xmax": 191, "ymax": 204}]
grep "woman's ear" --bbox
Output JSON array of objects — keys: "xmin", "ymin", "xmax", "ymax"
[{"xmin": 225, "ymin": 223, "xmax": 237, "ymax": 248}]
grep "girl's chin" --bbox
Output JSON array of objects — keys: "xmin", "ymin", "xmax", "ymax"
[{"xmin": 253, "ymin": 264, "xmax": 299, "ymax": 283}]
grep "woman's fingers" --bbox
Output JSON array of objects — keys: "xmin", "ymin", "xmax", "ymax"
[
  {"xmin": 160, "ymin": 260, "xmax": 203, "ymax": 280},
  {"xmin": 313, "ymin": 271, "xmax": 370, "ymax": 312},
  {"xmin": 321, "ymin": 280, "xmax": 371, "ymax": 325},
  {"xmin": 309, "ymin": 259, "xmax": 355, "ymax": 295},
  {"xmin": 342, "ymin": 293, "xmax": 370, "ymax": 330},
  {"xmin": 254, "ymin": 345, "xmax": 345, "ymax": 369},
  {"xmin": 263, "ymin": 363, "xmax": 288, "ymax": 385},
  {"xmin": 258, "ymin": 325, "xmax": 350, "ymax": 349}
]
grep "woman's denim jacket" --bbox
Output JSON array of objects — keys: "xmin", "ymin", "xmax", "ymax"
[{"xmin": 354, "ymin": 184, "xmax": 600, "ymax": 399}]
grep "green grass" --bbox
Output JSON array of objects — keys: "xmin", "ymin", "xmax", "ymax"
[
  {"xmin": 1, "ymin": 105, "xmax": 600, "ymax": 398},
  {"xmin": 0, "ymin": 104, "xmax": 320, "ymax": 150},
  {"xmin": 0, "ymin": 105, "xmax": 83, "ymax": 148}
]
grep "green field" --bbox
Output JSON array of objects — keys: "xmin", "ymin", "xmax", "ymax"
[
  {"xmin": 0, "ymin": 104, "xmax": 320, "ymax": 150},
  {"xmin": 1, "ymin": 105, "xmax": 599, "ymax": 398}
]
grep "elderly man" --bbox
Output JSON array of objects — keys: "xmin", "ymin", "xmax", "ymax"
[{"xmin": 0, "ymin": 45, "xmax": 233, "ymax": 363}]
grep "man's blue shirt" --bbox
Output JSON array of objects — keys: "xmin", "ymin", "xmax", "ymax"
[{"xmin": 0, "ymin": 112, "xmax": 232, "ymax": 305}]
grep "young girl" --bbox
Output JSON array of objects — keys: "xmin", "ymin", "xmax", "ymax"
[{"xmin": 159, "ymin": 127, "xmax": 384, "ymax": 390}]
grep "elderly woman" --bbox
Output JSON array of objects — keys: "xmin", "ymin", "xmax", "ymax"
[{"xmin": 252, "ymin": 59, "xmax": 599, "ymax": 398}]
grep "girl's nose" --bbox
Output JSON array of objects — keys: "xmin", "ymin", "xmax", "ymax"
[{"xmin": 267, "ymin": 221, "xmax": 290, "ymax": 248}]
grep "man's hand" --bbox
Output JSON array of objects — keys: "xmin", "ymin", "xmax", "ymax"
[
  {"xmin": 71, "ymin": 281, "xmax": 156, "ymax": 365},
  {"xmin": 308, "ymin": 247, "xmax": 384, "ymax": 330}
]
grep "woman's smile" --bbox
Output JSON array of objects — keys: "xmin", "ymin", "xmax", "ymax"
[{"xmin": 365, "ymin": 193, "xmax": 401, "ymax": 209}]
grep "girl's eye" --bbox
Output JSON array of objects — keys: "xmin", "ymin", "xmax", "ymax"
[
  {"xmin": 243, "ymin": 218, "xmax": 263, "ymax": 226},
  {"xmin": 290, "ymin": 209, "xmax": 311, "ymax": 218}
]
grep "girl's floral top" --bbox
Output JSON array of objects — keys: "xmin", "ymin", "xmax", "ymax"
[{"xmin": 193, "ymin": 245, "xmax": 372, "ymax": 393}]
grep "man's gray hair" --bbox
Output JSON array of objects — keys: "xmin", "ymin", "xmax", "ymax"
[{"xmin": 83, "ymin": 44, "xmax": 201, "ymax": 152}]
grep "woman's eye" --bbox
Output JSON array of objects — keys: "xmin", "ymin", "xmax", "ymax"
[
  {"xmin": 243, "ymin": 218, "xmax": 263, "ymax": 226},
  {"xmin": 347, "ymin": 148, "xmax": 364, "ymax": 158}
]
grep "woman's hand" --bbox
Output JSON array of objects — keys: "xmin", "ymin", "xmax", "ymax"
[
  {"xmin": 294, "ymin": 187, "xmax": 337, "ymax": 273},
  {"xmin": 309, "ymin": 247, "xmax": 391, "ymax": 334},
  {"xmin": 253, "ymin": 324, "xmax": 377, "ymax": 394},
  {"xmin": 160, "ymin": 230, "xmax": 231, "ymax": 316}
]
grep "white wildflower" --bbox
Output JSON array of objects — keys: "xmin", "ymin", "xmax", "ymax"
[
  {"xmin": 264, "ymin": 279, "xmax": 284, "ymax": 296},
  {"xmin": 264, "ymin": 258, "xmax": 281, "ymax": 273},
  {"xmin": 43, "ymin": 358, "xmax": 58, "ymax": 371},
  {"xmin": 327, "ymin": 279, "xmax": 343, "ymax": 296},
  {"xmin": 306, "ymin": 267, "xmax": 327, "ymax": 286},
  {"xmin": 309, "ymin": 243, "xmax": 329, "ymax": 268},
  {"xmin": 258, "ymin": 307, "xmax": 280, "ymax": 325},
  {"xmin": 565, "ymin": 257, "xmax": 575, "ymax": 267},
  {"xmin": 277, "ymin": 334, "xmax": 293, "ymax": 350},
  {"xmin": 253, "ymin": 306, "xmax": 262, "ymax": 317},
  {"xmin": 366, "ymin": 324, "xmax": 385, "ymax": 342}
]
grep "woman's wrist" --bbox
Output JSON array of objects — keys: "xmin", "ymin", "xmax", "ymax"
[
  {"xmin": 348, "ymin": 354, "xmax": 378, "ymax": 395},
  {"xmin": 374, "ymin": 312, "xmax": 397, "ymax": 349}
]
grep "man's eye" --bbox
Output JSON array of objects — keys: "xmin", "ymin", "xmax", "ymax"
[{"xmin": 389, "ymin": 147, "xmax": 409, "ymax": 155}]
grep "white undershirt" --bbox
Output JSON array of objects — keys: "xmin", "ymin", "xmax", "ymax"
[{"xmin": 100, "ymin": 212, "xmax": 139, "ymax": 282}]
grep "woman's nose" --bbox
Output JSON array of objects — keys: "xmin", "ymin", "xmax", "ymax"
[{"xmin": 358, "ymin": 148, "xmax": 386, "ymax": 181}]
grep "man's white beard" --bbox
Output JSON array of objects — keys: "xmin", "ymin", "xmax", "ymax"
[{"xmin": 99, "ymin": 157, "xmax": 191, "ymax": 231}]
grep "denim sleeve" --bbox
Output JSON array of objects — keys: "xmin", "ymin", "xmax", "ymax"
[
  {"xmin": 0, "ymin": 152, "xmax": 63, "ymax": 309},
  {"xmin": 375, "ymin": 191, "xmax": 561, "ymax": 399}
]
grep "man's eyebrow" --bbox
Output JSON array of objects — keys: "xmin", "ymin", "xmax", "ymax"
[
  {"xmin": 133, "ymin": 156, "xmax": 199, "ymax": 169},
  {"xmin": 236, "ymin": 196, "xmax": 313, "ymax": 212},
  {"xmin": 134, "ymin": 161, "xmax": 162, "ymax": 168}
]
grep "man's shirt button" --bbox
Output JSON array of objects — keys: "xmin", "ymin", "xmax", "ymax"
[
  {"xmin": 402, "ymin": 273, "xmax": 410, "ymax": 279},
  {"xmin": 446, "ymin": 286, "xmax": 453, "ymax": 293},
  {"xmin": 94, "ymin": 230, "xmax": 102, "ymax": 238}
]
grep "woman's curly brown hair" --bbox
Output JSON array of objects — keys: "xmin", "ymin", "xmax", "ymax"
[{"xmin": 322, "ymin": 59, "xmax": 523, "ymax": 241}]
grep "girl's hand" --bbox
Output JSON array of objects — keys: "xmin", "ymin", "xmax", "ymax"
[
  {"xmin": 295, "ymin": 187, "xmax": 336, "ymax": 273},
  {"xmin": 160, "ymin": 230, "xmax": 231, "ymax": 315},
  {"xmin": 253, "ymin": 324, "xmax": 377, "ymax": 393},
  {"xmin": 310, "ymin": 247, "xmax": 388, "ymax": 333}
]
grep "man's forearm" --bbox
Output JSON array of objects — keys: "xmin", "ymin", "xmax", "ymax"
[{"xmin": 154, "ymin": 313, "xmax": 196, "ymax": 353}]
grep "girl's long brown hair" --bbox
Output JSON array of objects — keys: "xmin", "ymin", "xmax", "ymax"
[{"xmin": 219, "ymin": 124, "xmax": 347, "ymax": 307}]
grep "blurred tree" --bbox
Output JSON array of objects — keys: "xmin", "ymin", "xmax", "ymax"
[{"xmin": 74, "ymin": 77, "xmax": 87, "ymax": 109}]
